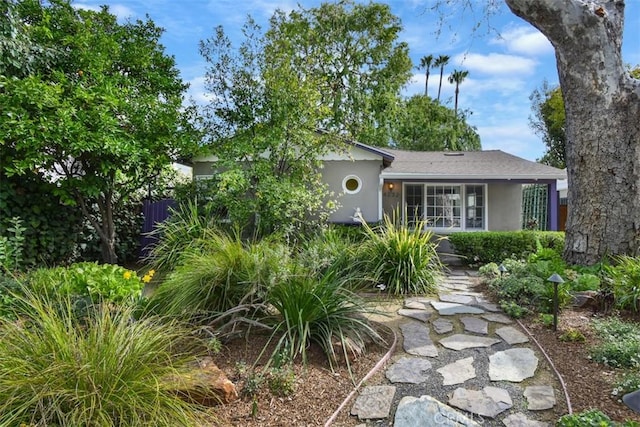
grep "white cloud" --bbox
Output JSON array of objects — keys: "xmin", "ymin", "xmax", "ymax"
[
  {"xmin": 186, "ymin": 76, "xmax": 214, "ymax": 105},
  {"xmin": 453, "ymin": 52, "xmax": 537, "ymax": 75},
  {"xmin": 73, "ymin": 3, "xmax": 135, "ymax": 20},
  {"xmin": 491, "ymin": 26, "xmax": 553, "ymax": 56}
]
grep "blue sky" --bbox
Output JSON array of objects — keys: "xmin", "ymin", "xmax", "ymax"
[{"xmin": 74, "ymin": 0, "xmax": 639, "ymax": 162}]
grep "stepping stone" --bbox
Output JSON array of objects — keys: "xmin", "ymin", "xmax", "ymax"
[
  {"xmin": 502, "ymin": 412, "xmax": 551, "ymax": 426},
  {"xmin": 437, "ymin": 357, "xmax": 476, "ymax": 386},
  {"xmin": 495, "ymin": 326, "xmax": 529, "ymax": 345},
  {"xmin": 406, "ymin": 296, "xmax": 435, "ymax": 306},
  {"xmin": 395, "ymin": 395, "xmax": 481, "ymax": 427},
  {"xmin": 524, "ymin": 385, "xmax": 556, "ymax": 410},
  {"xmin": 432, "ymin": 318, "xmax": 454, "ymax": 334},
  {"xmin": 404, "ymin": 300, "xmax": 428, "ymax": 310},
  {"xmin": 449, "ymin": 386, "xmax": 513, "ymax": 418},
  {"xmin": 439, "ymin": 334, "xmax": 501, "ymax": 351},
  {"xmin": 350, "ymin": 385, "xmax": 396, "ymax": 420},
  {"xmin": 398, "ymin": 308, "xmax": 431, "ymax": 322},
  {"xmin": 482, "ymin": 313, "xmax": 513, "ymax": 324},
  {"xmin": 400, "ymin": 322, "xmax": 438, "ymax": 357},
  {"xmin": 475, "ymin": 302, "xmax": 501, "ymax": 312},
  {"xmin": 431, "ymin": 301, "xmax": 485, "ymax": 315},
  {"xmin": 461, "ymin": 316, "xmax": 488, "ymax": 334},
  {"xmin": 386, "ymin": 357, "xmax": 432, "ymax": 384},
  {"xmin": 489, "ymin": 348, "xmax": 538, "ymax": 382},
  {"xmin": 439, "ymin": 294, "xmax": 476, "ymax": 304}
]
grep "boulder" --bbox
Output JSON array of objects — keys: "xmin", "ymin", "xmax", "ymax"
[{"xmin": 167, "ymin": 356, "xmax": 238, "ymax": 406}]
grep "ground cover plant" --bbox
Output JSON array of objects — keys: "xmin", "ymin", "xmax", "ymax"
[{"xmin": 0, "ymin": 288, "xmax": 210, "ymax": 427}]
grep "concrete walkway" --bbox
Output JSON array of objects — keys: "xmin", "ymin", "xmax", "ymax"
[{"xmin": 347, "ymin": 270, "xmax": 566, "ymax": 427}]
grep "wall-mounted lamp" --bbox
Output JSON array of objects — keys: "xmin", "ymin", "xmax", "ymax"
[{"xmin": 388, "ymin": 182, "xmax": 394, "ymax": 191}]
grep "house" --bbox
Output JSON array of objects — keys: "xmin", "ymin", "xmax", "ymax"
[{"xmin": 193, "ymin": 141, "xmax": 567, "ymax": 232}]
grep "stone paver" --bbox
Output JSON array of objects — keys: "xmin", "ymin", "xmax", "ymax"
[
  {"xmin": 432, "ymin": 318, "xmax": 454, "ymax": 334},
  {"xmin": 394, "ymin": 395, "xmax": 481, "ymax": 427},
  {"xmin": 439, "ymin": 293, "xmax": 476, "ymax": 304},
  {"xmin": 431, "ymin": 301, "xmax": 486, "ymax": 315},
  {"xmin": 524, "ymin": 385, "xmax": 556, "ymax": 410},
  {"xmin": 476, "ymin": 301, "xmax": 501, "ymax": 312},
  {"xmin": 398, "ymin": 308, "xmax": 431, "ymax": 322},
  {"xmin": 489, "ymin": 348, "xmax": 539, "ymax": 382},
  {"xmin": 404, "ymin": 300, "xmax": 429, "ymax": 310},
  {"xmin": 350, "ymin": 385, "xmax": 396, "ymax": 419},
  {"xmin": 437, "ymin": 356, "xmax": 476, "ymax": 385},
  {"xmin": 439, "ymin": 334, "xmax": 501, "ymax": 351},
  {"xmin": 400, "ymin": 322, "xmax": 438, "ymax": 357},
  {"xmin": 461, "ymin": 316, "xmax": 489, "ymax": 334},
  {"xmin": 449, "ymin": 386, "xmax": 513, "ymax": 418},
  {"xmin": 502, "ymin": 412, "xmax": 551, "ymax": 426},
  {"xmin": 496, "ymin": 326, "xmax": 530, "ymax": 344},
  {"xmin": 386, "ymin": 357, "xmax": 432, "ymax": 384},
  {"xmin": 482, "ymin": 313, "xmax": 513, "ymax": 324}
]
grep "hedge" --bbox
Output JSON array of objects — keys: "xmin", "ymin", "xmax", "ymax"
[{"xmin": 448, "ymin": 231, "xmax": 565, "ymax": 265}]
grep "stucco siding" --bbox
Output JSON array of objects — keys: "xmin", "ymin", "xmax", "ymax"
[
  {"xmin": 321, "ymin": 160, "xmax": 382, "ymax": 223},
  {"xmin": 192, "ymin": 161, "xmax": 216, "ymax": 177},
  {"xmin": 488, "ymin": 183, "xmax": 523, "ymax": 231}
]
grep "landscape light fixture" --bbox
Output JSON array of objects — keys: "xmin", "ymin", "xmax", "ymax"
[
  {"xmin": 547, "ymin": 273, "xmax": 565, "ymax": 331},
  {"xmin": 623, "ymin": 389, "xmax": 640, "ymax": 414},
  {"xmin": 498, "ymin": 264, "xmax": 507, "ymax": 277}
]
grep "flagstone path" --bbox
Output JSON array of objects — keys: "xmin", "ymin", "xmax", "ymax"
[{"xmin": 346, "ymin": 270, "xmax": 566, "ymax": 427}]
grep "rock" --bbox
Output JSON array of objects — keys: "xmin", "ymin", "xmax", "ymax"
[
  {"xmin": 495, "ymin": 326, "xmax": 530, "ymax": 345},
  {"xmin": 398, "ymin": 308, "xmax": 431, "ymax": 322},
  {"xmin": 386, "ymin": 356, "xmax": 432, "ymax": 383},
  {"xmin": 489, "ymin": 348, "xmax": 538, "ymax": 382},
  {"xmin": 437, "ymin": 357, "xmax": 476, "ymax": 386},
  {"xmin": 461, "ymin": 316, "xmax": 489, "ymax": 334},
  {"xmin": 449, "ymin": 386, "xmax": 513, "ymax": 418},
  {"xmin": 439, "ymin": 294, "xmax": 476, "ymax": 304},
  {"xmin": 431, "ymin": 301, "xmax": 485, "ymax": 315},
  {"xmin": 350, "ymin": 385, "xmax": 396, "ymax": 419},
  {"xmin": 502, "ymin": 412, "xmax": 551, "ymax": 426},
  {"xmin": 439, "ymin": 334, "xmax": 501, "ymax": 351},
  {"xmin": 400, "ymin": 321, "xmax": 438, "ymax": 357},
  {"xmin": 482, "ymin": 313, "xmax": 513, "ymax": 324},
  {"xmin": 395, "ymin": 395, "xmax": 481, "ymax": 427},
  {"xmin": 432, "ymin": 318, "xmax": 454, "ymax": 334},
  {"xmin": 168, "ymin": 356, "xmax": 238, "ymax": 405},
  {"xmin": 524, "ymin": 385, "xmax": 556, "ymax": 410}
]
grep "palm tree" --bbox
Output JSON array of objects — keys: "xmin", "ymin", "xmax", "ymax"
[
  {"xmin": 434, "ymin": 55, "xmax": 450, "ymax": 102},
  {"xmin": 418, "ymin": 55, "xmax": 434, "ymax": 97},
  {"xmin": 448, "ymin": 69, "xmax": 469, "ymax": 115}
]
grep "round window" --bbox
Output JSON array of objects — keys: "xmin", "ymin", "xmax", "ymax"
[{"xmin": 342, "ymin": 175, "xmax": 362, "ymax": 194}]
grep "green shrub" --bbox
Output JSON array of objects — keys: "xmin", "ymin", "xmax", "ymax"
[
  {"xmin": 499, "ymin": 300, "xmax": 529, "ymax": 318},
  {"xmin": 604, "ymin": 255, "xmax": 640, "ymax": 312},
  {"xmin": 570, "ymin": 273, "xmax": 601, "ymax": 292},
  {"xmin": 613, "ymin": 370, "xmax": 640, "ymax": 398},
  {"xmin": 558, "ymin": 328, "xmax": 586, "ymax": 342},
  {"xmin": 557, "ymin": 409, "xmax": 639, "ymax": 426},
  {"xmin": 448, "ymin": 231, "xmax": 564, "ymax": 265},
  {"xmin": 358, "ymin": 214, "xmax": 443, "ymax": 295},
  {"xmin": 0, "ymin": 291, "xmax": 208, "ymax": 426},
  {"xmin": 478, "ymin": 262, "xmax": 500, "ymax": 279},
  {"xmin": 27, "ymin": 262, "xmax": 146, "ymax": 304},
  {"xmin": 266, "ymin": 270, "xmax": 382, "ymax": 369},
  {"xmin": 149, "ymin": 232, "xmax": 289, "ymax": 318},
  {"xmin": 590, "ymin": 318, "xmax": 640, "ymax": 369}
]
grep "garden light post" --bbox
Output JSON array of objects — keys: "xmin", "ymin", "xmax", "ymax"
[
  {"xmin": 547, "ymin": 273, "xmax": 564, "ymax": 331},
  {"xmin": 498, "ymin": 264, "xmax": 507, "ymax": 277}
]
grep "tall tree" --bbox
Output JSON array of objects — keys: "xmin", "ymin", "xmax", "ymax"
[
  {"xmin": 505, "ymin": 0, "xmax": 640, "ymax": 265},
  {"xmin": 448, "ymin": 69, "xmax": 469, "ymax": 115},
  {"xmin": 419, "ymin": 54, "xmax": 434, "ymax": 97},
  {"xmin": 529, "ymin": 82, "xmax": 566, "ymax": 169},
  {"xmin": 392, "ymin": 95, "xmax": 480, "ymax": 151},
  {"xmin": 266, "ymin": 1, "xmax": 413, "ymax": 146},
  {"xmin": 434, "ymin": 54, "xmax": 450, "ymax": 102},
  {"xmin": 0, "ymin": 0, "xmax": 199, "ymax": 264}
]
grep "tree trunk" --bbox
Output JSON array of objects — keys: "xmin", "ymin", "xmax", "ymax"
[{"xmin": 505, "ymin": 0, "xmax": 640, "ymax": 265}]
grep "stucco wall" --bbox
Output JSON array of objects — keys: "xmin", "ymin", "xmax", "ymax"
[
  {"xmin": 487, "ymin": 182, "xmax": 523, "ymax": 231},
  {"xmin": 321, "ymin": 160, "xmax": 382, "ymax": 223},
  {"xmin": 192, "ymin": 161, "xmax": 216, "ymax": 177}
]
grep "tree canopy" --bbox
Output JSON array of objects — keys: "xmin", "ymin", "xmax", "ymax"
[
  {"xmin": 0, "ymin": 0, "xmax": 199, "ymax": 264},
  {"xmin": 529, "ymin": 82, "xmax": 566, "ymax": 169}
]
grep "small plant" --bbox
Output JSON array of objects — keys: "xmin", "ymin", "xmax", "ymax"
[
  {"xmin": 478, "ymin": 262, "xmax": 500, "ymax": 279},
  {"xmin": 267, "ymin": 365, "xmax": 296, "ymax": 396},
  {"xmin": 0, "ymin": 216, "xmax": 26, "ymax": 272},
  {"xmin": 559, "ymin": 328, "xmax": 586, "ymax": 342},
  {"xmin": 590, "ymin": 318, "xmax": 640, "ymax": 369},
  {"xmin": 605, "ymin": 255, "xmax": 640, "ymax": 312},
  {"xmin": 499, "ymin": 300, "xmax": 528, "ymax": 318},
  {"xmin": 538, "ymin": 313, "xmax": 554, "ymax": 328},
  {"xmin": 613, "ymin": 370, "xmax": 640, "ymax": 398},
  {"xmin": 557, "ymin": 409, "xmax": 639, "ymax": 426}
]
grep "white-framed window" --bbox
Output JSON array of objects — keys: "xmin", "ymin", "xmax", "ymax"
[
  {"xmin": 403, "ymin": 183, "xmax": 486, "ymax": 231},
  {"xmin": 342, "ymin": 175, "xmax": 362, "ymax": 194}
]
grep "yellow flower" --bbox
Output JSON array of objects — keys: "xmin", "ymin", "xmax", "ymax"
[
  {"xmin": 142, "ymin": 274, "xmax": 152, "ymax": 283},
  {"xmin": 148, "ymin": 269, "xmax": 156, "ymax": 277},
  {"xmin": 123, "ymin": 271, "xmax": 133, "ymax": 280}
]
